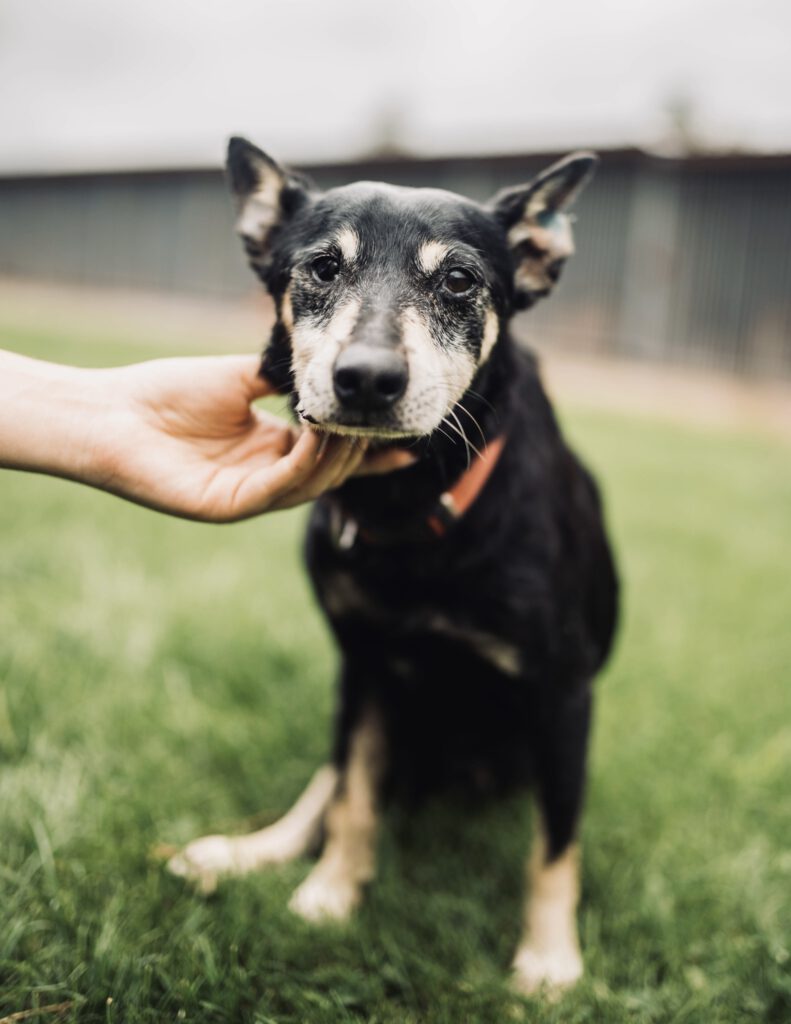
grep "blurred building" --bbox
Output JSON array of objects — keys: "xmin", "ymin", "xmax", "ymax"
[{"xmin": 0, "ymin": 148, "xmax": 789, "ymax": 377}]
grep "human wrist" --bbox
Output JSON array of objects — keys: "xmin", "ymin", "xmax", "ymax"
[{"xmin": 0, "ymin": 352, "xmax": 118, "ymax": 485}]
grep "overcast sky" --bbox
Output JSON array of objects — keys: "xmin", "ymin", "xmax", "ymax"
[{"xmin": 1, "ymin": 0, "xmax": 789, "ymax": 173}]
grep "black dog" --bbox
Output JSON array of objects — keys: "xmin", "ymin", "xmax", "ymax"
[{"xmin": 169, "ymin": 138, "xmax": 618, "ymax": 995}]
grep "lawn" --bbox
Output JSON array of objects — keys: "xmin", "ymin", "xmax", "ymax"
[{"xmin": 1, "ymin": 320, "xmax": 790, "ymax": 1023}]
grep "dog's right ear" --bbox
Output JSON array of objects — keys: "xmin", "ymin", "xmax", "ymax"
[{"xmin": 226, "ymin": 136, "xmax": 310, "ymax": 282}]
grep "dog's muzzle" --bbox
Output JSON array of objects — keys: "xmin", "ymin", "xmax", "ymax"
[{"xmin": 332, "ymin": 343, "xmax": 408, "ymax": 415}]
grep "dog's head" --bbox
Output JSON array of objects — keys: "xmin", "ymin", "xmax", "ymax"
[{"xmin": 228, "ymin": 137, "xmax": 596, "ymax": 440}]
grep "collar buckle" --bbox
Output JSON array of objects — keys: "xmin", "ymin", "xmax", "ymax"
[
  {"xmin": 329, "ymin": 501, "xmax": 360, "ymax": 552},
  {"xmin": 337, "ymin": 516, "xmax": 359, "ymax": 551}
]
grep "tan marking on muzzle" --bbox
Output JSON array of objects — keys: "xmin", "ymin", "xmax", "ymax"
[
  {"xmin": 398, "ymin": 305, "xmax": 478, "ymax": 435},
  {"xmin": 481, "ymin": 307, "xmax": 499, "ymax": 363},
  {"xmin": 280, "ymin": 287, "xmax": 294, "ymax": 331},
  {"xmin": 291, "ymin": 297, "xmax": 363, "ymax": 404}
]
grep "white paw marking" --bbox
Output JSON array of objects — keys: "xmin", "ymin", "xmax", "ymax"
[
  {"xmin": 167, "ymin": 835, "xmax": 242, "ymax": 894},
  {"xmin": 510, "ymin": 944, "xmax": 583, "ymax": 998},
  {"xmin": 288, "ymin": 867, "xmax": 361, "ymax": 923}
]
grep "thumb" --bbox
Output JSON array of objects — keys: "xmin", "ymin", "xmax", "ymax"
[{"xmin": 232, "ymin": 354, "xmax": 276, "ymax": 401}]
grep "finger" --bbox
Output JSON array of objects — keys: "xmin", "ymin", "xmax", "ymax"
[
  {"xmin": 270, "ymin": 427, "xmax": 325, "ymax": 482},
  {"xmin": 240, "ymin": 354, "xmax": 276, "ymax": 400},
  {"xmin": 316, "ymin": 432, "xmax": 331, "ymax": 459},
  {"xmin": 269, "ymin": 436, "xmax": 360, "ymax": 510},
  {"xmin": 243, "ymin": 428, "xmax": 324, "ymax": 505},
  {"xmin": 302, "ymin": 436, "xmax": 362, "ymax": 496},
  {"xmin": 323, "ymin": 438, "xmax": 369, "ymax": 492},
  {"xmin": 210, "ymin": 353, "xmax": 276, "ymax": 401},
  {"xmin": 354, "ymin": 447, "xmax": 417, "ymax": 476},
  {"xmin": 239, "ymin": 432, "xmax": 346, "ymax": 515},
  {"xmin": 340, "ymin": 438, "xmax": 371, "ymax": 480}
]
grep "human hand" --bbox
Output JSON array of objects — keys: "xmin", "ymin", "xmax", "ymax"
[
  {"xmin": 0, "ymin": 350, "xmax": 414, "ymax": 522},
  {"xmin": 90, "ymin": 354, "xmax": 414, "ymax": 522}
]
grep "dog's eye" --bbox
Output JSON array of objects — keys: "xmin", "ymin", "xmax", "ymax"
[
  {"xmin": 443, "ymin": 268, "xmax": 476, "ymax": 295},
  {"xmin": 311, "ymin": 255, "xmax": 341, "ymax": 283}
]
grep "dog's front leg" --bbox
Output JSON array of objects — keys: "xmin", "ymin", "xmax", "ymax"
[
  {"xmin": 511, "ymin": 823, "xmax": 583, "ymax": 997},
  {"xmin": 167, "ymin": 764, "xmax": 338, "ymax": 894},
  {"xmin": 289, "ymin": 703, "xmax": 385, "ymax": 923},
  {"xmin": 511, "ymin": 684, "xmax": 591, "ymax": 996}
]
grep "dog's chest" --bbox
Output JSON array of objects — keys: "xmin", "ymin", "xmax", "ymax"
[{"xmin": 318, "ymin": 563, "xmax": 522, "ymax": 678}]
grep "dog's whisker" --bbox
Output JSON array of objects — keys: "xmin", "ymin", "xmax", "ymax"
[
  {"xmin": 465, "ymin": 389, "xmax": 498, "ymax": 416},
  {"xmin": 454, "ymin": 403, "xmax": 488, "ymax": 452},
  {"xmin": 441, "ymin": 414, "xmax": 473, "ymax": 469},
  {"xmin": 449, "ymin": 409, "xmax": 483, "ymax": 463},
  {"xmin": 443, "ymin": 411, "xmax": 471, "ymax": 465},
  {"xmin": 434, "ymin": 423, "xmax": 459, "ymax": 448}
]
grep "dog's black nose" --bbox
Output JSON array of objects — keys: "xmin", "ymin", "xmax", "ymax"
[{"xmin": 333, "ymin": 345, "xmax": 408, "ymax": 412}]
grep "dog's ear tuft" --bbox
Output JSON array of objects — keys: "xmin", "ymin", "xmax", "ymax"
[
  {"xmin": 489, "ymin": 152, "xmax": 598, "ymax": 309},
  {"xmin": 226, "ymin": 136, "xmax": 311, "ymax": 282}
]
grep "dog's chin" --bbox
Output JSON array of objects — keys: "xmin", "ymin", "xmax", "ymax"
[
  {"xmin": 296, "ymin": 406, "xmax": 424, "ymax": 442},
  {"xmin": 301, "ymin": 417, "xmax": 420, "ymax": 442}
]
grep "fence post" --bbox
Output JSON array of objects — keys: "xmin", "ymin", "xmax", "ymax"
[{"xmin": 616, "ymin": 159, "xmax": 681, "ymax": 361}]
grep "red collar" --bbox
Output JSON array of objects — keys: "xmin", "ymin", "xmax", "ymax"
[
  {"xmin": 330, "ymin": 434, "xmax": 507, "ymax": 549},
  {"xmin": 425, "ymin": 433, "xmax": 506, "ymax": 538}
]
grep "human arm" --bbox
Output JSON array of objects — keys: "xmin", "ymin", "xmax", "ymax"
[{"xmin": 0, "ymin": 350, "xmax": 412, "ymax": 522}]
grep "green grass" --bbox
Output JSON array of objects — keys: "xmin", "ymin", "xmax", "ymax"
[{"xmin": 1, "ymin": 322, "xmax": 790, "ymax": 1022}]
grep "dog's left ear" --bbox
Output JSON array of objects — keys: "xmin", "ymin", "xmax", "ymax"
[
  {"xmin": 226, "ymin": 136, "xmax": 311, "ymax": 283},
  {"xmin": 488, "ymin": 152, "xmax": 598, "ymax": 309}
]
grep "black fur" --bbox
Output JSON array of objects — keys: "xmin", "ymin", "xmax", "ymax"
[
  {"xmin": 309, "ymin": 343, "xmax": 617, "ymax": 859},
  {"xmin": 227, "ymin": 138, "xmax": 618, "ymax": 866}
]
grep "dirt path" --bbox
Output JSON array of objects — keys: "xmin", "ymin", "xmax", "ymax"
[{"xmin": 540, "ymin": 351, "xmax": 791, "ymax": 442}]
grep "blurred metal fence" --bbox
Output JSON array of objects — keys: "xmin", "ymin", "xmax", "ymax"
[{"xmin": 0, "ymin": 149, "xmax": 789, "ymax": 376}]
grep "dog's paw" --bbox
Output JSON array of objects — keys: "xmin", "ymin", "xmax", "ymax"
[
  {"xmin": 288, "ymin": 867, "xmax": 361, "ymax": 923},
  {"xmin": 167, "ymin": 835, "xmax": 243, "ymax": 894},
  {"xmin": 510, "ymin": 944, "xmax": 583, "ymax": 999}
]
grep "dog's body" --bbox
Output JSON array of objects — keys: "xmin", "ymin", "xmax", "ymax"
[{"xmin": 169, "ymin": 139, "xmax": 618, "ymax": 995}]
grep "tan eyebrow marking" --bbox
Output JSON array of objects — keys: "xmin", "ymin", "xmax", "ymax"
[
  {"xmin": 335, "ymin": 227, "xmax": 360, "ymax": 263},
  {"xmin": 417, "ymin": 240, "xmax": 450, "ymax": 275}
]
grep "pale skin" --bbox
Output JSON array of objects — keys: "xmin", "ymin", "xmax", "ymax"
[{"xmin": 0, "ymin": 350, "xmax": 413, "ymax": 521}]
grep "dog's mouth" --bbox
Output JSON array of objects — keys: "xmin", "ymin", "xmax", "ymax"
[
  {"xmin": 288, "ymin": 342, "xmax": 470, "ymax": 441},
  {"xmin": 297, "ymin": 408, "xmax": 420, "ymax": 441}
]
